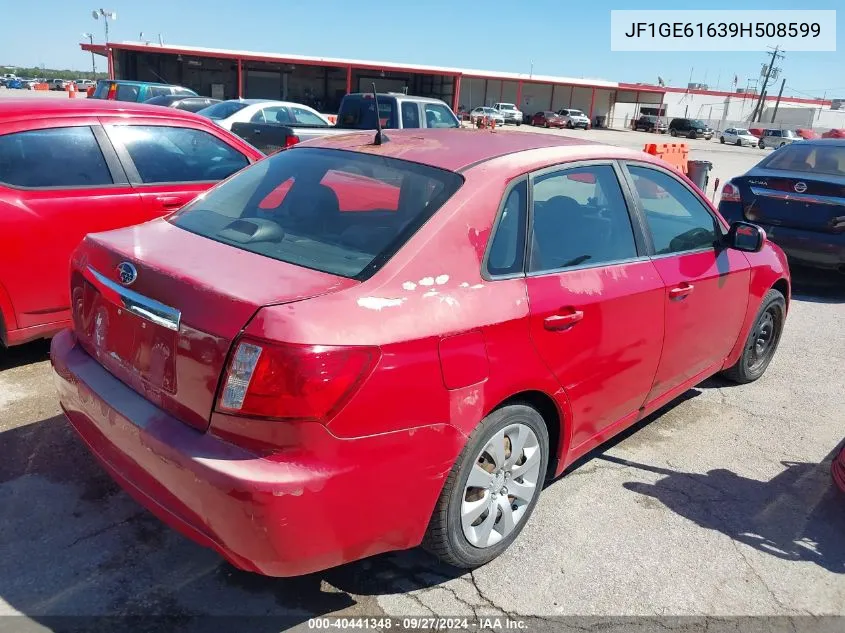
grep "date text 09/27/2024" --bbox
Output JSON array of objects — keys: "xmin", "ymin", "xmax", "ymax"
[{"xmin": 307, "ymin": 617, "xmax": 528, "ymax": 630}]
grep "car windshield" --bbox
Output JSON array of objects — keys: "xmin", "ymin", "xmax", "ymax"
[
  {"xmin": 762, "ymin": 144, "xmax": 845, "ymax": 177},
  {"xmin": 169, "ymin": 147, "xmax": 464, "ymax": 280},
  {"xmin": 690, "ymin": 119, "xmax": 706, "ymax": 128},
  {"xmin": 197, "ymin": 101, "xmax": 249, "ymax": 120},
  {"xmin": 735, "ymin": 129, "xmax": 750, "ymax": 135},
  {"xmin": 499, "ymin": 103, "xmax": 516, "ymax": 110},
  {"xmin": 569, "ymin": 110, "xmax": 585, "ymax": 117}
]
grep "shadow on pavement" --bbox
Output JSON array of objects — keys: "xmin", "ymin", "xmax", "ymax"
[
  {"xmin": 0, "ymin": 415, "xmax": 463, "ymax": 629},
  {"xmin": 789, "ymin": 266, "xmax": 845, "ymax": 304},
  {"xmin": 0, "ymin": 339, "xmax": 50, "ymax": 371},
  {"xmin": 601, "ymin": 448, "xmax": 845, "ymax": 574}
]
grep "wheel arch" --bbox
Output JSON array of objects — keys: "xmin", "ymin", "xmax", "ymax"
[
  {"xmin": 490, "ymin": 389, "xmax": 568, "ymax": 480},
  {"xmin": 772, "ymin": 277, "xmax": 790, "ymax": 309}
]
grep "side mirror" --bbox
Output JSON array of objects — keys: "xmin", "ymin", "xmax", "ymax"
[{"xmin": 727, "ymin": 221, "xmax": 766, "ymax": 253}]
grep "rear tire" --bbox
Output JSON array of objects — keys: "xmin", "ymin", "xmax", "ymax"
[
  {"xmin": 423, "ymin": 404, "xmax": 549, "ymax": 569},
  {"xmin": 722, "ymin": 289, "xmax": 786, "ymax": 384},
  {"xmin": 670, "ymin": 129, "xmax": 677, "ymax": 137}
]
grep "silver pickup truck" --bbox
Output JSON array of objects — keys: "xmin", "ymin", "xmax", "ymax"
[{"xmin": 231, "ymin": 92, "xmax": 459, "ymax": 154}]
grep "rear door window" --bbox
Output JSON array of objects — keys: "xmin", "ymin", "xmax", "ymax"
[
  {"xmin": 108, "ymin": 125, "xmax": 249, "ymax": 184},
  {"xmin": 170, "ymin": 147, "xmax": 463, "ymax": 279},
  {"xmin": 0, "ymin": 126, "xmax": 113, "ymax": 188},
  {"xmin": 529, "ymin": 165, "xmax": 638, "ymax": 272},
  {"xmin": 401, "ymin": 102, "xmax": 421, "ymax": 128},
  {"xmin": 338, "ymin": 96, "xmax": 396, "ymax": 129},
  {"xmin": 291, "ymin": 107, "xmax": 327, "ymax": 126},
  {"xmin": 115, "ymin": 83, "xmax": 141, "ymax": 102},
  {"xmin": 487, "ymin": 180, "xmax": 528, "ymax": 276}
]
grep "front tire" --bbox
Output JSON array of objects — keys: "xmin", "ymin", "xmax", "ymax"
[
  {"xmin": 736, "ymin": 139, "xmax": 742, "ymax": 146},
  {"xmin": 670, "ymin": 129, "xmax": 677, "ymax": 137},
  {"xmin": 423, "ymin": 404, "xmax": 549, "ymax": 569},
  {"xmin": 720, "ymin": 136, "xmax": 725, "ymax": 144},
  {"xmin": 722, "ymin": 289, "xmax": 786, "ymax": 384}
]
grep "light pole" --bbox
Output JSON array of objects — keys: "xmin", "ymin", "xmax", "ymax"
[
  {"xmin": 82, "ymin": 32, "xmax": 96, "ymax": 78},
  {"xmin": 91, "ymin": 9, "xmax": 117, "ymax": 44}
]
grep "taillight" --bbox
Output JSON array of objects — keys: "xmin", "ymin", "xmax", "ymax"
[
  {"xmin": 284, "ymin": 135, "xmax": 300, "ymax": 147},
  {"xmin": 720, "ymin": 182, "xmax": 741, "ymax": 203},
  {"xmin": 217, "ymin": 337, "xmax": 378, "ymax": 422},
  {"xmin": 107, "ymin": 83, "xmax": 116, "ymax": 100}
]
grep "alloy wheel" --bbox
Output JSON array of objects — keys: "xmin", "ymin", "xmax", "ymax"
[{"xmin": 461, "ymin": 424, "xmax": 542, "ymax": 548}]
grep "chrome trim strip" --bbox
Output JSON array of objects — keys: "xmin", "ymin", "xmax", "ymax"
[
  {"xmin": 88, "ymin": 267, "xmax": 181, "ymax": 331},
  {"xmin": 750, "ymin": 187, "xmax": 845, "ymax": 208}
]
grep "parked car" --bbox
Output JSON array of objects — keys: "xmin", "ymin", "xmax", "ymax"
[
  {"xmin": 469, "ymin": 107, "xmax": 505, "ymax": 127},
  {"xmin": 833, "ymin": 441, "xmax": 845, "ymax": 495},
  {"xmin": 52, "ymin": 128, "xmax": 789, "ymax": 577},
  {"xmin": 337, "ymin": 93, "xmax": 460, "ymax": 130},
  {"xmin": 532, "ymin": 111, "xmax": 566, "ymax": 128},
  {"xmin": 634, "ymin": 115, "xmax": 667, "ymax": 133},
  {"xmin": 50, "ymin": 79, "xmax": 70, "ymax": 91},
  {"xmin": 719, "ymin": 138, "xmax": 845, "ymax": 273},
  {"xmin": 493, "ymin": 102, "xmax": 523, "ymax": 125},
  {"xmin": 557, "ymin": 108, "xmax": 590, "ymax": 129},
  {"xmin": 0, "ymin": 98, "xmax": 262, "ymax": 347},
  {"xmin": 669, "ymin": 118, "xmax": 713, "ymax": 140},
  {"xmin": 795, "ymin": 128, "xmax": 819, "ymax": 140},
  {"xmin": 90, "ymin": 79, "xmax": 198, "ymax": 103},
  {"xmin": 5, "ymin": 79, "xmax": 23, "ymax": 90},
  {"xmin": 757, "ymin": 129, "xmax": 799, "ymax": 149},
  {"xmin": 197, "ymin": 99, "xmax": 330, "ymax": 132},
  {"xmin": 821, "ymin": 129, "xmax": 845, "ymax": 139},
  {"xmin": 145, "ymin": 95, "xmax": 222, "ymax": 113},
  {"xmin": 720, "ymin": 128, "xmax": 758, "ymax": 147},
  {"xmin": 748, "ymin": 128, "xmax": 765, "ymax": 138},
  {"xmin": 75, "ymin": 79, "xmax": 97, "ymax": 90}
]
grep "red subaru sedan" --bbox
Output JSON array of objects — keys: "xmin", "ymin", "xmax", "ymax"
[
  {"xmin": 0, "ymin": 99, "xmax": 262, "ymax": 347},
  {"xmin": 52, "ymin": 129, "xmax": 790, "ymax": 576}
]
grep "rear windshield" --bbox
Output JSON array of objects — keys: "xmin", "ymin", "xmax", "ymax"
[
  {"xmin": 762, "ymin": 143, "xmax": 845, "ymax": 177},
  {"xmin": 337, "ymin": 96, "xmax": 397, "ymax": 129},
  {"xmin": 197, "ymin": 101, "xmax": 249, "ymax": 120},
  {"xmin": 169, "ymin": 147, "xmax": 464, "ymax": 279}
]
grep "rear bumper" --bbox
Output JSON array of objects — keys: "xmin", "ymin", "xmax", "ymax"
[
  {"xmin": 718, "ymin": 205, "xmax": 845, "ymax": 271},
  {"xmin": 51, "ymin": 329, "xmax": 464, "ymax": 577}
]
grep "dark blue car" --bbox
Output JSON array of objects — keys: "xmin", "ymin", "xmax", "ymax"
[{"xmin": 719, "ymin": 139, "xmax": 845, "ymax": 274}]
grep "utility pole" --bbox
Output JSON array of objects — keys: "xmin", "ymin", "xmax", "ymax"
[
  {"xmin": 770, "ymin": 78, "xmax": 786, "ymax": 123},
  {"xmin": 751, "ymin": 46, "xmax": 784, "ymax": 122},
  {"xmin": 82, "ymin": 32, "xmax": 96, "ymax": 77}
]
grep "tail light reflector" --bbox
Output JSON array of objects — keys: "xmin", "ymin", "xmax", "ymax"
[
  {"xmin": 284, "ymin": 135, "xmax": 300, "ymax": 148},
  {"xmin": 217, "ymin": 337, "xmax": 378, "ymax": 422},
  {"xmin": 106, "ymin": 83, "xmax": 116, "ymax": 100},
  {"xmin": 720, "ymin": 182, "xmax": 741, "ymax": 203}
]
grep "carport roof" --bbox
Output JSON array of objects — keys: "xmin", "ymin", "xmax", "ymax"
[{"xmin": 82, "ymin": 41, "xmax": 622, "ymax": 90}]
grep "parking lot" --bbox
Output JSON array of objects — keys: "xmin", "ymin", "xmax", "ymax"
[{"xmin": 1, "ymin": 94, "xmax": 844, "ymax": 630}]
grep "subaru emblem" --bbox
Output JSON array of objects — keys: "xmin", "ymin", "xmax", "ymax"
[
  {"xmin": 793, "ymin": 182, "xmax": 807, "ymax": 193},
  {"xmin": 117, "ymin": 262, "xmax": 138, "ymax": 286}
]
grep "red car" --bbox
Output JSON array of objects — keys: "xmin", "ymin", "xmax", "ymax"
[
  {"xmin": 52, "ymin": 129, "xmax": 790, "ymax": 577},
  {"xmin": 0, "ymin": 99, "xmax": 262, "ymax": 347},
  {"xmin": 822, "ymin": 129, "xmax": 845, "ymax": 139},
  {"xmin": 795, "ymin": 128, "xmax": 820, "ymax": 140},
  {"xmin": 532, "ymin": 111, "xmax": 565, "ymax": 128}
]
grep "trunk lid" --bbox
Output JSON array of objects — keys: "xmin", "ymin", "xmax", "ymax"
[
  {"xmin": 70, "ymin": 219, "xmax": 357, "ymax": 431},
  {"xmin": 735, "ymin": 169, "xmax": 845, "ymax": 233}
]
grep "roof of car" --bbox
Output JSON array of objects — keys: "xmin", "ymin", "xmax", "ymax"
[
  {"xmin": 300, "ymin": 128, "xmax": 619, "ymax": 172},
  {"xmin": 96, "ymin": 79, "xmax": 174, "ymax": 87},
  {"xmin": 0, "ymin": 98, "xmax": 207, "ymax": 123}
]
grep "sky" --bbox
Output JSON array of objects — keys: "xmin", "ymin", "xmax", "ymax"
[{"xmin": 1, "ymin": 0, "xmax": 843, "ymax": 98}]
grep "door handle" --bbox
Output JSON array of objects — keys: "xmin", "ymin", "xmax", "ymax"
[
  {"xmin": 544, "ymin": 309, "xmax": 584, "ymax": 331},
  {"xmin": 155, "ymin": 195, "xmax": 186, "ymax": 209},
  {"xmin": 669, "ymin": 283, "xmax": 695, "ymax": 300}
]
